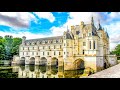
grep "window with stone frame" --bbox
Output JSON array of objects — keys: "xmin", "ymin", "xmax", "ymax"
[
  {"xmin": 59, "ymin": 52, "xmax": 61, "ymax": 55},
  {"xmin": 43, "ymin": 52, "xmax": 44, "ymax": 55},
  {"xmin": 54, "ymin": 45, "xmax": 55, "ymax": 49},
  {"xmin": 47, "ymin": 52, "xmax": 49, "ymax": 55},
  {"xmin": 90, "ymin": 41, "xmax": 91, "ymax": 49},
  {"xmin": 89, "ymin": 33, "xmax": 91, "ymax": 36},
  {"xmin": 83, "ymin": 42, "xmax": 86, "ymax": 46},
  {"xmin": 60, "ymin": 45, "xmax": 62, "ymax": 49},
  {"xmin": 93, "ymin": 41, "xmax": 95, "ymax": 49},
  {"xmin": 54, "ymin": 51, "xmax": 55, "ymax": 55},
  {"xmin": 83, "ymin": 34, "xmax": 86, "ymax": 38}
]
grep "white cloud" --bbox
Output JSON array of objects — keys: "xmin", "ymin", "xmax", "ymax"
[
  {"xmin": 50, "ymin": 12, "xmax": 120, "ymax": 51},
  {"xmin": 34, "ymin": 12, "xmax": 55, "ymax": 23},
  {"xmin": 0, "ymin": 12, "xmax": 37, "ymax": 29},
  {"xmin": 0, "ymin": 31, "xmax": 52, "ymax": 40}
]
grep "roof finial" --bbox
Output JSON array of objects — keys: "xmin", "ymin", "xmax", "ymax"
[
  {"xmin": 67, "ymin": 25, "xmax": 69, "ymax": 32},
  {"xmin": 91, "ymin": 15, "xmax": 94, "ymax": 25},
  {"xmin": 98, "ymin": 19, "xmax": 102, "ymax": 30}
]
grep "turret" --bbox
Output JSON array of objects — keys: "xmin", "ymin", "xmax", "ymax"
[{"xmin": 22, "ymin": 36, "xmax": 26, "ymax": 45}]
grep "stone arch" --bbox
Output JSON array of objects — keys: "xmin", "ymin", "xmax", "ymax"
[
  {"xmin": 51, "ymin": 57, "xmax": 58, "ymax": 66},
  {"xmin": 73, "ymin": 58, "xmax": 85, "ymax": 70},
  {"xmin": 40, "ymin": 57, "xmax": 47, "ymax": 66},
  {"xmin": 29, "ymin": 57, "xmax": 35, "ymax": 65},
  {"xmin": 20, "ymin": 57, "xmax": 25, "ymax": 65}
]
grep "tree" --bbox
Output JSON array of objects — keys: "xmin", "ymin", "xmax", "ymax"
[
  {"xmin": 111, "ymin": 44, "xmax": 120, "ymax": 60},
  {"xmin": 11, "ymin": 38, "xmax": 22, "ymax": 55},
  {"xmin": 0, "ymin": 35, "xmax": 22, "ymax": 60}
]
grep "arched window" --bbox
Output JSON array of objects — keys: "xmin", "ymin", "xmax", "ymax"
[
  {"xmin": 90, "ymin": 41, "xmax": 91, "ymax": 49},
  {"xmin": 93, "ymin": 41, "xmax": 95, "ymax": 49}
]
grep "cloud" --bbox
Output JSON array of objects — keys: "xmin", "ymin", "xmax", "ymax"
[
  {"xmin": 0, "ymin": 12, "xmax": 36, "ymax": 29},
  {"xmin": 0, "ymin": 31, "xmax": 52, "ymax": 40},
  {"xmin": 50, "ymin": 12, "xmax": 120, "ymax": 51},
  {"xmin": 34, "ymin": 12, "xmax": 55, "ymax": 23}
]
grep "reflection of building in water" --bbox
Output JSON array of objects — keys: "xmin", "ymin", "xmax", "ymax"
[
  {"xmin": 12, "ymin": 17, "xmax": 118, "ymax": 72},
  {"xmin": 12, "ymin": 66, "xmax": 19, "ymax": 73},
  {"xmin": 18, "ymin": 65, "xmax": 59, "ymax": 78},
  {"xmin": 17, "ymin": 65, "xmax": 85, "ymax": 78}
]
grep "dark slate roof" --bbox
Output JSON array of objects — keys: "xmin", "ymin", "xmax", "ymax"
[
  {"xmin": 65, "ymin": 32, "xmax": 73, "ymax": 39},
  {"xmin": 98, "ymin": 23, "xmax": 102, "ymax": 30},
  {"xmin": 83, "ymin": 24, "xmax": 98, "ymax": 36},
  {"xmin": 25, "ymin": 36, "xmax": 63, "ymax": 42},
  {"xmin": 106, "ymin": 32, "xmax": 109, "ymax": 38}
]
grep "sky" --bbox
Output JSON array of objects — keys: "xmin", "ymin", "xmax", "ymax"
[{"xmin": 0, "ymin": 12, "xmax": 120, "ymax": 51}]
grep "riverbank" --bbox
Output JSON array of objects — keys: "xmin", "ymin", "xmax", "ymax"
[{"xmin": 0, "ymin": 60, "xmax": 11, "ymax": 65}]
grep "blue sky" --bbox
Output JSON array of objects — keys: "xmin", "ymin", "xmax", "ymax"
[{"xmin": 0, "ymin": 12, "xmax": 120, "ymax": 50}]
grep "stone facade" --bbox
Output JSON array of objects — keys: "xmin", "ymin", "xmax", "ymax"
[{"xmin": 12, "ymin": 17, "xmax": 118, "ymax": 72}]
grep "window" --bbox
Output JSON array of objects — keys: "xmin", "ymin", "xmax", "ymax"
[
  {"xmin": 59, "ymin": 52, "xmax": 61, "ymax": 55},
  {"xmin": 83, "ymin": 34, "xmax": 86, "ymax": 38},
  {"xmin": 48, "ymin": 52, "xmax": 49, "ymax": 55},
  {"xmin": 43, "ymin": 46, "xmax": 44, "ymax": 49},
  {"xmin": 36, "ymin": 52, "xmax": 38, "ymax": 55},
  {"xmin": 23, "ymin": 47, "xmax": 24, "ymax": 50},
  {"xmin": 101, "ymin": 34, "xmax": 102, "ymax": 37},
  {"xmin": 32, "ymin": 52, "xmax": 34, "ymax": 55},
  {"xmin": 43, "ymin": 52, "xmax": 44, "ymax": 55},
  {"xmin": 89, "ymin": 33, "xmax": 91, "ymax": 36},
  {"xmin": 26, "ymin": 52, "xmax": 28, "ymax": 55},
  {"xmin": 49, "ymin": 46, "xmax": 50, "ymax": 49},
  {"xmin": 28, "ymin": 47, "xmax": 29, "ymax": 50},
  {"xmin": 23, "ymin": 52, "xmax": 24, "ymax": 55},
  {"xmin": 33, "ymin": 47, "xmax": 34, "ymax": 50},
  {"xmin": 54, "ymin": 51, "xmax": 55, "ymax": 55},
  {"xmin": 83, "ymin": 42, "xmax": 86, "ymax": 46},
  {"xmin": 54, "ymin": 45, "xmax": 55, "ymax": 49},
  {"xmin": 93, "ymin": 41, "xmax": 95, "ymax": 49},
  {"xmin": 83, "ymin": 50, "xmax": 84, "ymax": 55},
  {"xmin": 64, "ymin": 43, "xmax": 65, "ymax": 46},
  {"xmin": 60, "ymin": 45, "xmax": 61, "ymax": 49},
  {"xmin": 67, "ymin": 43, "xmax": 69, "ymax": 46},
  {"xmin": 90, "ymin": 41, "xmax": 91, "ymax": 49},
  {"xmin": 64, "ymin": 52, "xmax": 65, "ymax": 55}
]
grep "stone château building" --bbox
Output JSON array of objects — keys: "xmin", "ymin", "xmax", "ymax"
[{"xmin": 12, "ymin": 17, "xmax": 117, "ymax": 72}]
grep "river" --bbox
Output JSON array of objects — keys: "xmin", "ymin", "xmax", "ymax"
[{"xmin": 0, "ymin": 65, "xmax": 87, "ymax": 78}]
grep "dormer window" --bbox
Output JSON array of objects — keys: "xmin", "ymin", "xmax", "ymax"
[
  {"xmin": 89, "ymin": 33, "xmax": 91, "ymax": 36},
  {"xmin": 83, "ymin": 34, "xmax": 86, "ymax": 38}
]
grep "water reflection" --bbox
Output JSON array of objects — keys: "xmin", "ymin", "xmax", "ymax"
[
  {"xmin": 15, "ymin": 65, "xmax": 84, "ymax": 78},
  {"xmin": 0, "ymin": 65, "xmax": 85, "ymax": 78}
]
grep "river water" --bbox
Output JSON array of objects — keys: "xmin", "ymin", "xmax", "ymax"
[{"xmin": 0, "ymin": 65, "xmax": 87, "ymax": 78}]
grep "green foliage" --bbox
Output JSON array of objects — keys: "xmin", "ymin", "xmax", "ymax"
[
  {"xmin": 111, "ymin": 44, "xmax": 120, "ymax": 60},
  {"xmin": 0, "ymin": 35, "xmax": 22, "ymax": 60}
]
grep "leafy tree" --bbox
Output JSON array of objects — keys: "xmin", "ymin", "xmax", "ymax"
[
  {"xmin": 111, "ymin": 44, "xmax": 120, "ymax": 60},
  {"xmin": 0, "ymin": 35, "xmax": 22, "ymax": 60},
  {"xmin": 11, "ymin": 38, "xmax": 22, "ymax": 55}
]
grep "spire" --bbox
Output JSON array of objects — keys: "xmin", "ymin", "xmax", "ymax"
[
  {"xmin": 98, "ymin": 19, "xmax": 102, "ymax": 30},
  {"xmin": 67, "ymin": 25, "xmax": 69, "ymax": 32},
  {"xmin": 91, "ymin": 16, "xmax": 94, "ymax": 25}
]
